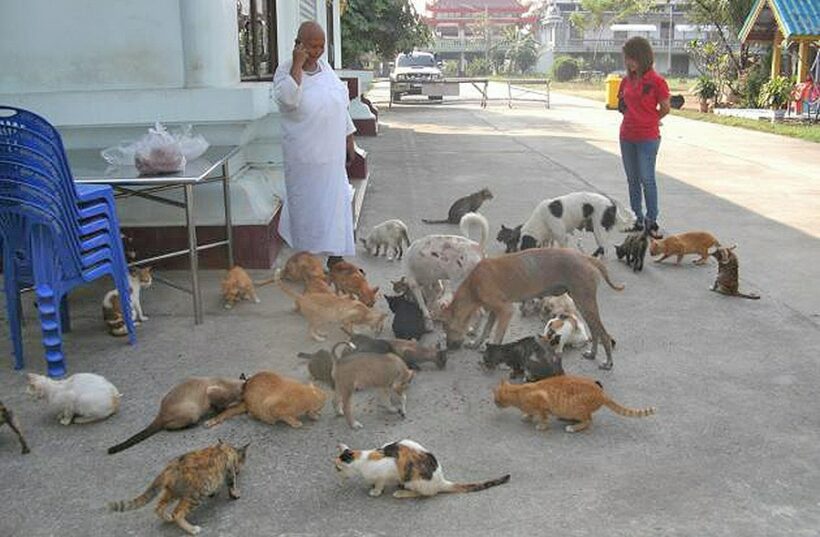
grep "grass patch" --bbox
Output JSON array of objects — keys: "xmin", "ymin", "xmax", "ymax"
[{"xmin": 669, "ymin": 109, "xmax": 820, "ymax": 143}]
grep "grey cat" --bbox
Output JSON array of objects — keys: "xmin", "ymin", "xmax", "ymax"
[{"xmin": 422, "ymin": 188, "xmax": 493, "ymax": 224}]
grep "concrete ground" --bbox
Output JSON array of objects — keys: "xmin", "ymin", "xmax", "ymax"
[{"xmin": 1, "ymin": 87, "xmax": 819, "ymax": 537}]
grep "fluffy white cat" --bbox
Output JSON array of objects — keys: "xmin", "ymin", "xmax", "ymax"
[{"xmin": 26, "ymin": 373, "xmax": 121, "ymax": 425}]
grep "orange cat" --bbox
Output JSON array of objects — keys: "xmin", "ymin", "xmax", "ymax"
[
  {"xmin": 493, "ymin": 375, "xmax": 655, "ymax": 433},
  {"xmin": 278, "ymin": 282, "xmax": 386, "ymax": 341},
  {"xmin": 277, "ymin": 251, "xmax": 327, "ymax": 284},
  {"xmin": 204, "ymin": 371, "xmax": 326, "ymax": 429},
  {"xmin": 221, "ymin": 266, "xmax": 261, "ymax": 309},
  {"xmin": 649, "ymin": 231, "xmax": 720, "ymax": 265},
  {"xmin": 329, "ymin": 261, "xmax": 379, "ymax": 307}
]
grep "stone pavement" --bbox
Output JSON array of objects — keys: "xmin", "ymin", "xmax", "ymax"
[{"xmin": 0, "ymin": 90, "xmax": 818, "ymax": 537}]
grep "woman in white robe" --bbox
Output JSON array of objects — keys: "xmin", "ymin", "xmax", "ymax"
[{"xmin": 273, "ymin": 22, "xmax": 356, "ymax": 263}]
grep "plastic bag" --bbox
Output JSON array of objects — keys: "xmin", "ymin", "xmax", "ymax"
[{"xmin": 101, "ymin": 122, "xmax": 210, "ymax": 175}]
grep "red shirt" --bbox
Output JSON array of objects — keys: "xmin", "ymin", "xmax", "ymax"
[{"xmin": 619, "ymin": 69, "xmax": 670, "ymax": 142}]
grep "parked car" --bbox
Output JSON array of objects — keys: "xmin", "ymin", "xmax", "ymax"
[{"xmin": 390, "ymin": 51, "xmax": 444, "ymax": 102}]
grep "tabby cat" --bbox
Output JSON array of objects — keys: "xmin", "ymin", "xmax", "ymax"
[
  {"xmin": 102, "ymin": 267, "xmax": 152, "ymax": 336},
  {"xmin": 0, "ymin": 401, "xmax": 30, "ymax": 454},
  {"xmin": 109, "ymin": 440, "xmax": 249, "ymax": 535},
  {"xmin": 422, "ymin": 188, "xmax": 493, "ymax": 224},
  {"xmin": 493, "ymin": 375, "xmax": 655, "ymax": 433},
  {"xmin": 710, "ymin": 246, "xmax": 760, "ymax": 299}
]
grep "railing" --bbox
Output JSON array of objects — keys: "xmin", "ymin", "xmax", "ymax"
[
  {"xmin": 431, "ymin": 37, "xmax": 508, "ymax": 52},
  {"xmin": 555, "ymin": 38, "xmax": 693, "ymax": 53}
]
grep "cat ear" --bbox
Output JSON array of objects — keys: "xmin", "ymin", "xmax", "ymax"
[
  {"xmin": 728, "ymin": 244, "xmax": 737, "ymax": 251},
  {"xmin": 217, "ymin": 438, "xmax": 225, "ymax": 445},
  {"xmin": 337, "ymin": 443, "xmax": 350, "ymax": 453},
  {"xmin": 373, "ymin": 286, "xmax": 380, "ymax": 295},
  {"xmin": 514, "ymin": 224, "xmax": 522, "ymax": 232}
]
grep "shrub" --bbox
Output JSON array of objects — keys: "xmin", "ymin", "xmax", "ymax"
[
  {"xmin": 552, "ymin": 56, "xmax": 580, "ymax": 82},
  {"xmin": 466, "ymin": 57, "xmax": 493, "ymax": 77}
]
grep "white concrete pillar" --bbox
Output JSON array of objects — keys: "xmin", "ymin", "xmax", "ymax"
[{"xmin": 180, "ymin": 0, "xmax": 240, "ymax": 88}]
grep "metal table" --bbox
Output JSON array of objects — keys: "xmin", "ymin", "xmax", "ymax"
[{"xmin": 68, "ymin": 145, "xmax": 240, "ymax": 325}]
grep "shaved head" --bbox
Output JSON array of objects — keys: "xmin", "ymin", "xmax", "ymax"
[{"xmin": 297, "ymin": 21, "xmax": 325, "ymax": 42}]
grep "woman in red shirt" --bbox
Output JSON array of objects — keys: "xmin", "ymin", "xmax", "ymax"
[{"xmin": 618, "ymin": 37, "xmax": 671, "ymax": 238}]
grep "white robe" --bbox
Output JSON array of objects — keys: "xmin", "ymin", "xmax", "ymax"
[{"xmin": 273, "ymin": 58, "xmax": 356, "ymax": 256}]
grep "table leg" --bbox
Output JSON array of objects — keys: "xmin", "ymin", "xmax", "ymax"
[
  {"xmin": 508, "ymin": 82, "xmax": 513, "ymax": 109},
  {"xmin": 221, "ymin": 161, "xmax": 234, "ymax": 267},
  {"xmin": 184, "ymin": 184, "xmax": 203, "ymax": 325}
]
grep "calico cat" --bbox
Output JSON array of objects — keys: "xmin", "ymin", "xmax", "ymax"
[
  {"xmin": 385, "ymin": 293, "xmax": 428, "ymax": 340},
  {"xmin": 109, "ymin": 440, "xmax": 249, "ymax": 535},
  {"xmin": 329, "ymin": 261, "xmax": 379, "ymax": 307},
  {"xmin": 277, "ymin": 282, "xmax": 386, "ymax": 341},
  {"xmin": 0, "ymin": 401, "xmax": 30, "ymax": 454},
  {"xmin": 482, "ymin": 337, "xmax": 564, "ymax": 381},
  {"xmin": 541, "ymin": 313, "xmax": 591, "ymax": 357},
  {"xmin": 108, "ymin": 377, "xmax": 244, "ymax": 454},
  {"xmin": 422, "ymin": 188, "xmax": 493, "ymax": 224},
  {"xmin": 493, "ymin": 375, "xmax": 655, "ymax": 433},
  {"xmin": 496, "ymin": 224, "xmax": 522, "ymax": 253},
  {"xmin": 710, "ymin": 246, "xmax": 760, "ymax": 299},
  {"xmin": 361, "ymin": 219, "xmax": 411, "ymax": 260},
  {"xmin": 335, "ymin": 439, "xmax": 510, "ymax": 498},
  {"xmin": 204, "ymin": 371, "xmax": 326, "ymax": 429},
  {"xmin": 650, "ymin": 231, "xmax": 720, "ymax": 265},
  {"xmin": 102, "ymin": 267, "xmax": 152, "ymax": 336},
  {"xmin": 221, "ymin": 266, "xmax": 261, "ymax": 309},
  {"xmin": 616, "ymin": 230, "xmax": 649, "ymax": 272},
  {"xmin": 27, "ymin": 373, "xmax": 121, "ymax": 425}
]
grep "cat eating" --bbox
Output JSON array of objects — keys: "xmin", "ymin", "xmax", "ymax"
[
  {"xmin": 616, "ymin": 230, "xmax": 650, "ymax": 272},
  {"xmin": 482, "ymin": 336, "xmax": 564, "ymax": 381},
  {"xmin": 541, "ymin": 313, "xmax": 591, "ymax": 357},
  {"xmin": 0, "ymin": 401, "xmax": 31, "ymax": 454},
  {"xmin": 102, "ymin": 267, "xmax": 152, "ymax": 336},
  {"xmin": 360, "ymin": 219, "xmax": 411, "ymax": 260},
  {"xmin": 328, "ymin": 261, "xmax": 379, "ymax": 307},
  {"xmin": 650, "ymin": 231, "xmax": 721, "ymax": 265},
  {"xmin": 385, "ymin": 293, "xmax": 428, "ymax": 340},
  {"xmin": 221, "ymin": 266, "xmax": 262, "ymax": 309},
  {"xmin": 496, "ymin": 224, "xmax": 522, "ymax": 253},
  {"xmin": 109, "ymin": 439, "xmax": 249, "ymax": 535},
  {"xmin": 26, "ymin": 373, "xmax": 121, "ymax": 425},
  {"xmin": 335, "ymin": 439, "xmax": 510, "ymax": 498}
]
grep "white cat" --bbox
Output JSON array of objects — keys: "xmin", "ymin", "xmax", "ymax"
[
  {"xmin": 360, "ymin": 219, "xmax": 410, "ymax": 260},
  {"xmin": 26, "ymin": 373, "xmax": 122, "ymax": 425},
  {"xmin": 102, "ymin": 267, "xmax": 152, "ymax": 336},
  {"xmin": 541, "ymin": 313, "xmax": 591, "ymax": 357}
]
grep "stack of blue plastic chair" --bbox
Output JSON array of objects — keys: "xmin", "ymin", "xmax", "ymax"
[{"xmin": 0, "ymin": 106, "xmax": 136, "ymax": 378}]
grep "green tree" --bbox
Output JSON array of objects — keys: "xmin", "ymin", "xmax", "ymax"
[
  {"xmin": 341, "ymin": 0, "xmax": 432, "ymax": 68},
  {"xmin": 495, "ymin": 26, "xmax": 540, "ymax": 74},
  {"xmin": 686, "ymin": 0, "xmax": 755, "ymax": 73},
  {"xmin": 569, "ymin": 0, "xmax": 654, "ymax": 67}
]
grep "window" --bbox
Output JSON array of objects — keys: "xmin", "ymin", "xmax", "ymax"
[
  {"xmin": 326, "ymin": 0, "xmax": 335, "ymax": 66},
  {"xmin": 238, "ymin": 0, "xmax": 278, "ymax": 81},
  {"xmin": 300, "ymin": 0, "xmax": 317, "ymax": 21}
]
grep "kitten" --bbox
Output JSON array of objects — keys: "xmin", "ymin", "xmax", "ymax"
[
  {"xmin": 102, "ymin": 267, "xmax": 152, "ymax": 336},
  {"xmin": 616, "ymin": 230, "xmax": 649, "ymax": 272},
  {"xmin": 221, "ymin": 266, "xmax": 261, "ymax": 309},
  {"xmin": 335, "ymin": 439, "xmax": 510, "ymax": 498},
  {"xmin": 541, "ymin": 313, "xmax": 591, "ymax": 357},
  {"xmin": 650, "ymin": 231, "xmax": 720, "ymax": 265},
  {"xmin": 204, "ymin": 371, "xmax": 326, "ymax": 429},
  {"xmin": 482, "ymin": 337, "xmax": 564, "ymax": 381},
  {"xmin": 496, "ymin": 224, "xmax": 522, "ymax": 253},
  {"xmin": 493, "ymin": 375, "xmax": 655, "ymax": 433},
  {"xmin": 361, "ymin": 219, "xmax": 411, "ymax": 260},
  {"xmin": 422, "ymin": 188, "xmax": 494, "ymax": 224},
  {"xmin": 710, "ymin": 246, "xmax": 760, "ymax": 299},
  {"xmin": 108, "ymin": 377, "xmax": 244, "ymax": 454},
  {"xmin": 109, "ymin": 440, "xmax": 249, "ymax": 536},
  {"xmin": 385, "ymin": 293, "xmax": 428, "ymax": 340},
  {"xmin": 329, "ymin": 261, "xmax": 379, "ymax": 307},
  {"xmin": 0, "ymin": 401, "xmax": 30, "ymax": 454},
  {"xmin": 278, "ymin": 282, "xmax": 386, "ymax": 341},
  {"xmin": 539, "ymin": 293, "xmax": 579, "ymax": 323},
  {"xmin": 26, "ymin": 373, "xmax": 121, "ymax": 425}
]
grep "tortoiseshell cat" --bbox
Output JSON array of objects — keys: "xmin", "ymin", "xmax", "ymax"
[
  {"xmin": 422, "ymin": 188, "xmax": 493, "ymax": 224},
  {"xmin": 493, "ymin": 375, "xmax": 655, "ymax": 433},
  {"xmin": 335, "ymin": 439, "xmax": 510, "ymax": 498},
  {"xmin": 710, "ymin": 246, "xmax": 760, "ymax": 299},
  {"xmin": 110, "ymin": 440, "xmax": 249, "ymax": 535},
  {"xmin": 102, "ymin": 267, "xmax": 152, "ymax": 336},
  {"xmin": 0, "ymin": 401, "xmax": 30, "ymax": 454},
  {"xmin": 482, "ymin": 336, "xmax": 564, "ymax": 381}
]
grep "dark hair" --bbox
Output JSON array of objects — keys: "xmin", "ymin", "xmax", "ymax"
[{"xmin": 622, "ymin": 36, "xmax": 654, "ymax": 75}]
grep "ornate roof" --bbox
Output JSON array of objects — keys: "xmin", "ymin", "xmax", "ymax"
[
  {"xmin": 427, "ymin": 0, "xmax": 527, "ymax": 13},
  {"xmin": 739, "ymin": 0, "xmax": 820, "ymax": 42}
]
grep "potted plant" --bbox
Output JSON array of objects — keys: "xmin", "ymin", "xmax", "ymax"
[
  {"xmin": 758, "ymin": 75, "xmax": 794, "ymax": 122},
  {"xmin": 691, "ymin": 75, "xmax": 718, "ymax": 112}
]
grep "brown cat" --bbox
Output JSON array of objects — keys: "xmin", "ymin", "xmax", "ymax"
[
  {"xmin": 0, "ymin": 401, "xmax": 30, "ymax": 454},
  {"xmin": 109, "ymin": 440, "xmax": 249, "ymax": 535},
  {"xmin": 423, "ymin": 188, "xmax": 494, "ymax": 224},
  {"xmin": 277, "ymin": 251, "xmax": 327, "ymax": 284},
  {"xmin": 710, "ymin": 246, "xmax": 760, "ymax": 299},
  {"xmin": 277, "ymin": 282, "xmax": 387, "ymax": 341},
  {"xmin": 649, "ymin": 231, "xmax": 720, "ymax": 265},
  {"xmin": 204, "ymin": 371, "xmax": 326, "ymax": 429},
  {"xmin": 329, "ymin": 261, "xmax": 379, "ymax": 307},
  {"xmin": 221, "ymin": 266, "xmax": 261, "ymax": 309},
  {"xmin": 108, "ymin": 377, "xmax": 245, "ymax": 454},
  {"xmin": 493, "ymin": 375, "xmax": 655, "ymax": 433}
]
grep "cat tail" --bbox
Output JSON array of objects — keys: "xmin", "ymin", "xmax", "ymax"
[
  {"xmin": 421, "ymin": 218, "xmax": 451, "ymax": 224},
  {"xmin": 103, "ymin": 305, "xmax": 128, "ymax": 337},
  {"xmin": 603, "ymin": 397, "xmax": 655, "ymax": 418},
  {"xmin": 107, "ymin": 419, "xmax": 163, "ymax": 454},
  {"xmin": 459, "ymin": 212, "xmax": 489, "ymax": 251},
  {"xmin": 401, "ymin": 227, "xmax": 411, "ymax": 247},
  {"xmin": 442, "ymin": 474, "xmax": 511, "ymax": 493},
  {"xmin": 253, "ymin": 275, "xmax": 279, "ymax": 287},
  {"xmin": 736, "ymin": 292, "xmax": 761, "ymax": 300},
  {"xmin": 108, "ymin": 478, "xmax": 162, "ymax": 512},
  {"xmin": 585, "ymin": 256, "xmax": 625, "ymax": 291}
]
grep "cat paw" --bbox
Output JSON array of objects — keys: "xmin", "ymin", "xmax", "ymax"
[
  {"xmin": 139, "ymin": 315, "xmax": 149, "ymax": 321},
  {"xmin": 535, "ymin": 423, "xmax": 549, "ymax": 431},
  {"xmin": 582, "ymin": 350, "xmax": 596, "ymax": 361},
  {"xmin": 223, "ymin": 303, "xmax": 233, "ymax": 309},
  {"xmin": 253, "ymin": 297, "xmax": 261, "ymax": 303},
  {"xmin": 229, "ymin": 488, "xmax": 241, "ymax": 500},
  {"xmin": 350, "ymin": 420, "xmax": 364, "ymax": 430},
  {"xmin": 598, "ymin": 361, "xmax": 613, "ymax": 371},
  {"xmin": 369, "ymin": 488, "xmax": 383, "ymax": 497},
  {"xmin": 188, "ymin": 525, "xmax": 202, "ymax": 535},
  {"xmin": 203, "ymin": 419, "xmax": 218, "ymax": 429},
  {"xmin": 59, "ymin": 416, "xmax": 73, "ymax": 426}
]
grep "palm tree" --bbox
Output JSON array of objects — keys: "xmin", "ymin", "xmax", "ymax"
[{"xmin": 494, "ymin": 26, "xmax": 540, "ymax": 74}]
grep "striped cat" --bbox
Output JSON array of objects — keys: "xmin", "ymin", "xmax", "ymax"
[
  {"xmin": 493, "ymin": 375, "xmax": 655, "ymax": 433},
  {"xmin": 109, "ymin": 440, "xmax": 249, "ymax": 535},
  {"xmin": 334, "ymin": 439, "xmax": 510, "ymax": 499},
  {"xmin": 102, "ymin": 267, "xmax": 152, "ymax": 336}
]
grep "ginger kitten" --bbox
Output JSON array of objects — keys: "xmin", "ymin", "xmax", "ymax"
[
  {"xmin": 221, "ymin": 266, "xmax": 261, "ymax": 309},
  {"xmin": 493, "ymin": 375, "xmax": 655, "ymax": 433},
  {"xmin": 109, "ymin": 440, "xmax": 249, "ymax": 535},
  {"xmin": 329, "ymin": 261, "xmax": 379, "ymax": 307},
  {"xmin": 204, "ymin": 371, "xmax": 326, "ymax": 429},
  {"xmin": 649, "ymin": 231, "xmax": 720, "ymax": 265}
]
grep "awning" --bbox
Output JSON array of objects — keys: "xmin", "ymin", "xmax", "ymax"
[
  {"xmin": 675, "ymin": 24, "xmax": 715, "ymax": 33},
  {"xmin": 610, "ymin": 24, "xmax": 657, "ymax": 32}
]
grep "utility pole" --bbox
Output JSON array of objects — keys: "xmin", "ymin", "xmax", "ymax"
[{"xmin": 667, "ymin": 0, "xmax": 673, "ymax": 73}]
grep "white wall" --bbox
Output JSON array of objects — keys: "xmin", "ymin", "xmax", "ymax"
[{"xmin": 0, "ymin": 0, "xmax": 185, "ymax": 93}]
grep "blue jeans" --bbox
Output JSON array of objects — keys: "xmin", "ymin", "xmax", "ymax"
[{"xmin": 620, "ymin": 138, "xmax": 660, "ymax": 225}]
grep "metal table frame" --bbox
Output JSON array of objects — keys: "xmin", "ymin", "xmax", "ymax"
[
  {"xmin": 388, "ymin": 78, "xmax": 551, "ymax": 109},
  {"xmin": 70, "ymin": 145, "xmax": 240, "ymax": 325}
]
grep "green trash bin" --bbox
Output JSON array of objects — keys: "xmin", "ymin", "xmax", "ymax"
[{"xmin": 605, "ymin": 73, "xmax": 622, "ymax": 110}]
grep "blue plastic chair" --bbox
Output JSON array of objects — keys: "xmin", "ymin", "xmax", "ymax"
[{"xmin": 0, "ymin": 107, "xmax": 136, "ymax": 377}]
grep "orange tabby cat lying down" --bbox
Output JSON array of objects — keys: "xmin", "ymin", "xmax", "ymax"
[
  {"xmin": 493, "ymin": 375, "xmax": 655, "ymax": 433},
  {"xmin": 204, "ymin": 371, "xmax": 326, "ymax": 429},
  {"xmin": 649, "ymin": 231, "xmax": 720, "ymax": 265},
  {"xmin": 278, "ymin": 282, "xmax": 387, "ymax": 341}
]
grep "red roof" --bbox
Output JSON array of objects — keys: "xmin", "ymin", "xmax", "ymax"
[{"xmin": 426, "ymin": 0, "xmax": 527, "ymax": 13}]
